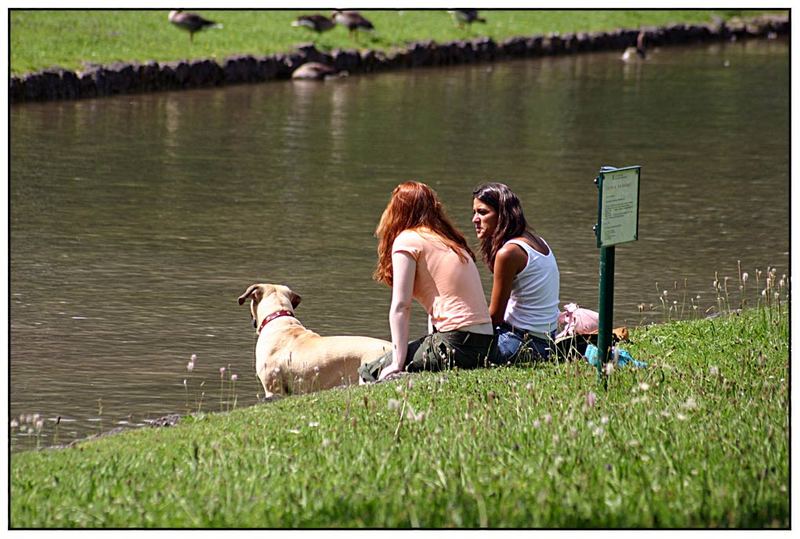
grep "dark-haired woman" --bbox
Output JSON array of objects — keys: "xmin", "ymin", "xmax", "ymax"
[
  {"xmin": 359, "ymin": 181, "xmax": 498, "ymax": 383},
  {"xmin": 472, "ymin": 182, "xmax": 560, "ymax": 362}
]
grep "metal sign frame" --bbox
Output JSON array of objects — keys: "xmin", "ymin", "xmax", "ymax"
[{"xmin": 593, "ymin": 164, "xmax": 641, "ymax": 389}]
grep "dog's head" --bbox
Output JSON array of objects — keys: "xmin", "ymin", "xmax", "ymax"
[{"xmin": 237, "ymin": 283, "xmax": 302, "ymax": 328}]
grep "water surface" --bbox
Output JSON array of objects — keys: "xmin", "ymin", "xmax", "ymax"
[{"xmin": 10, "ymin": 38, "xmax": 789, "ymax": 450}]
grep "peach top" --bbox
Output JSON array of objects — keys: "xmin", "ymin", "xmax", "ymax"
[{"xmin": 392, "ymin": 228, "xmax": 491, "ymax": 332}]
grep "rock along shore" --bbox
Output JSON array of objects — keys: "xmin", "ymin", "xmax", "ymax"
[{"xmin": 10, "ymin": 14, "xmax": 788, "ymax": 105}]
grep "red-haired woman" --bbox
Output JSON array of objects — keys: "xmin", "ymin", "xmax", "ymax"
[
  {"xmin": 472, "ymin": 182, "xmax": 560, "ymax": 362},
  {"xmin": 359, "ymin": 181, "xmax": 498, "ymax": 383}
]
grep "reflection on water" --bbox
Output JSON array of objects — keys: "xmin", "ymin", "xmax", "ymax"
[{"xmin": 10, "ymin": 38, "xmax": 788, "ymax": 450}]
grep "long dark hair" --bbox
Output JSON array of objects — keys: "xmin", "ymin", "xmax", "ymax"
[
  {"xmin": 472, "ymin": 182, "xmax": 538, "ymax": 272},
  {"xmin": 374, "ymin": 181, "xmax": 475, "ymax": 286}
]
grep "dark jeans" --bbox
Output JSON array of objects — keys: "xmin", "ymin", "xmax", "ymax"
[{"xmin": 358, "ymin": 329, "xmax": 499, "ymax": 383}]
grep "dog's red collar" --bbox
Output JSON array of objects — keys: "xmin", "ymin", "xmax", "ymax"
[{"xmin": 258, "ymin": 310, "xmax": 295, "ymax": 334}]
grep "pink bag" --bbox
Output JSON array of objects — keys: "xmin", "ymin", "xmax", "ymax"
[{"xmin": 555, "ymin": 303, "xmax": 599, "ymax": 340}]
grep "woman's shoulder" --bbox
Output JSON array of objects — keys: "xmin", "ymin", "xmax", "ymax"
[
  {"xmin": 392, "ymin": 228, "xmax": 428, "ymax": 254},
  {"xmin": 507, "ymin": 235, "xmax": 551, "ymax": 257},
  {"xmin": 394, "ymin": 228, "xmax": 428, "ymax": 244}
]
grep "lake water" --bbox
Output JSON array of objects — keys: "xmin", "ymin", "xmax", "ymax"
[{"xmin": 9, "ymin": 37, "xmax": 789, "ymax": 451}]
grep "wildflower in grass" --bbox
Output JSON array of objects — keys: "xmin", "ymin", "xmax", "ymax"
[
  {"xmin": 742, "ymin": 272, "xmax": 749, "ymax": 283},
  {"xmin": 593, "ymin": 426, "xmax": 604, "ymax": 437},
  {"xmin": 543, "ymin": 414, "xmax": 552, "ymax": 424},
  {"xmin": 604, "ymin": 362, "xmax": 614, "ymax": 376},
  {"xmin": 683, "ymin": 397, "xmax": 698, "ymax": 410},
  {"xmin": 600, "ymin": 415, "xmax": 609, "ymax": 425},
  {"xmin": 10, "ymin": 419, "xmax": 18, "ymax": 428},
  {"xmin": 187, "ymin": 361, "xmax": 194, "ymax": 372},
  {"xmin": 638, "ymin": 382, "xmax": 650, "ymax": 392},
  {"xmin": 308, "ymin": 421, "xmax": 319, "ymax": 428},
  {"xmin": 288, "ymin": 428, "xmax": 301, "ymax": 434},
  {"xmin": 219, "ymin": 367, "xmax": 226, "ymax": 376},
  {"xmin": 388, "ymin": 398, "xmax": 401, "ymax": 411},
  {"xmin": 406, "ymin": 408, "xmax": 426, "ymax": 422},
  {"xmin": 709, "ymin": 365, "xmax": 719, "ymax": 376},
  {"xmin": 533, "ymin": 419, "xmax": 541, "ymax": 429},
  {"xmin": 676, "ymin": 413, "xmax": 688, "ymax": 421},
  {"xmin": 627, "ymin": 439, "xmax": 640, "ymax": 447},
  {"xmin": 586, "ymin": 391, "xmax": 596, "ymax": 408}
]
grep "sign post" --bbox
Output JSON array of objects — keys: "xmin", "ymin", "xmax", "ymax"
[{"xmin": 594, "ymin": 165, "xmax": 641, "ymax": 388}]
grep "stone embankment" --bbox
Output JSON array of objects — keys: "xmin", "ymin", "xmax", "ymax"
[{"xmin": 10, "ymin": 14, "xmax": 788, "ymax": 104}]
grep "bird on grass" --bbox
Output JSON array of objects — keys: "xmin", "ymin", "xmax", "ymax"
[
  {"xmin": 168, "ymin": 10, "xmax": 222, "ymax": 43},
  {"xmin": 621, "ymin": 30, "xmax": 647, "ymax": 61},
  {"xmin": 291, "ymin": 14, "xmax": 336, "ymax": 36},
  {"xmin": 448, "ymin": 9, "xmax": 487, "ymax": 29},
  {"xmin": 332, "ymin": 10, "xmax": 375, "ymax": 40}
]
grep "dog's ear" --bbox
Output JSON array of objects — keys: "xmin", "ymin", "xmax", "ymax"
[
  {"xmin": 237, "ymin": 284, "xmax": 263, "ymax": 306},
  {"xmin": 279, "ymin": 285, "xmax": 302, "ymax": 309}
]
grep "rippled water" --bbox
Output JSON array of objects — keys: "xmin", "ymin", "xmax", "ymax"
[{"xmin": 10, "ymin": 38, "xmax": 788, "ymax": 450}]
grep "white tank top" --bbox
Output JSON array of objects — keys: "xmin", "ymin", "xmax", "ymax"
[{"xmin": 503, "ymin": 238, "xmax": 560, "ymax": 334}]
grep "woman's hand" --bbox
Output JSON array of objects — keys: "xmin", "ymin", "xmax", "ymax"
[{"xmin": 378, "ymin": 360, "xmax": 403, "ymax": 381}]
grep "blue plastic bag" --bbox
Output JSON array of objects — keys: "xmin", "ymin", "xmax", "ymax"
[{"xmin": 584, "ymin": 343, "xmax": 647, "ymax": 369}]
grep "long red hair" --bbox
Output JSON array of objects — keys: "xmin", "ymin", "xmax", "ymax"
[{"xmin": 374, "ymin": 181, "xmax": 475, "ymax": 286}]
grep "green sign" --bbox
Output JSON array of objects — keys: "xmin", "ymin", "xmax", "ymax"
[{"xmin": 596, "ymin": 166, "xmax": 641, "ymax": 248}]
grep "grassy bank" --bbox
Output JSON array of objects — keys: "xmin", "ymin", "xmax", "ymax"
[
  {"xmin": 10, "ymin": 9, "xmax": 775, "ymax": 75},
  {"xmin": 10, "ymin": 300, "xmax": 788, "ymax": 528}
]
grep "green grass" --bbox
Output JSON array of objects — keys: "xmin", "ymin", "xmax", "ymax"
[
  {"xmin": 10, "ymin": 9, "xmax": 778, "ymax": 75},
  {"xmin": 10, "ymin": 300, "xmax": 788, "ymax": 528}
]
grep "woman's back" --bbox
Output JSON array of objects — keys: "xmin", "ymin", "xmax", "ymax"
[
  {"xmin": 503, "ymin": 238, "xmax": 560, "ymax": 334},
  {"xmin": 393, "ymin": 228, "xmax": 490, "ymax": 332}
]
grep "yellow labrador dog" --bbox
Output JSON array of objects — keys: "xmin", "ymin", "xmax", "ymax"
[{"xmin": 238, "ymin": 283, "xmax": 391, "ymax": 398}]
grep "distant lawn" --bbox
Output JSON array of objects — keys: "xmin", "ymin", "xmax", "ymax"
[
  {"xmin": 10, "ymin": 9, "xmax": 776, "ymax": 74},
  {"xmin": 11, "ymin": 302, "xmax": 789, "ymax": 527}
]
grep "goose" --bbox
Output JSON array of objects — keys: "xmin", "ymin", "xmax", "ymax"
[
  {"xmin": 448, "ymin": 9, "xmax": 487, "ymax": 28},
  {"xmin": 291, "ymin": 14, "xmax": 335, "ymax": 35},
  {"xmin": 621, "ymin": 31, "xmax": 647, "ymax": 62},
  {"xmin": 331, "ymin": 10, "xmax": 374, "ymax": 39},
  {"xmin": 292, "ymin": 62, "xmax": 343, "ymax": 80},
  {"xmin": 168, "ymin": 10, "xmax": 222, "ymax": 43}
]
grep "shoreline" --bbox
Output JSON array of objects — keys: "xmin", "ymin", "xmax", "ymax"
[{"xmin": 9, "ymin": 13, "xmax": 788, "ymax": 105}]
